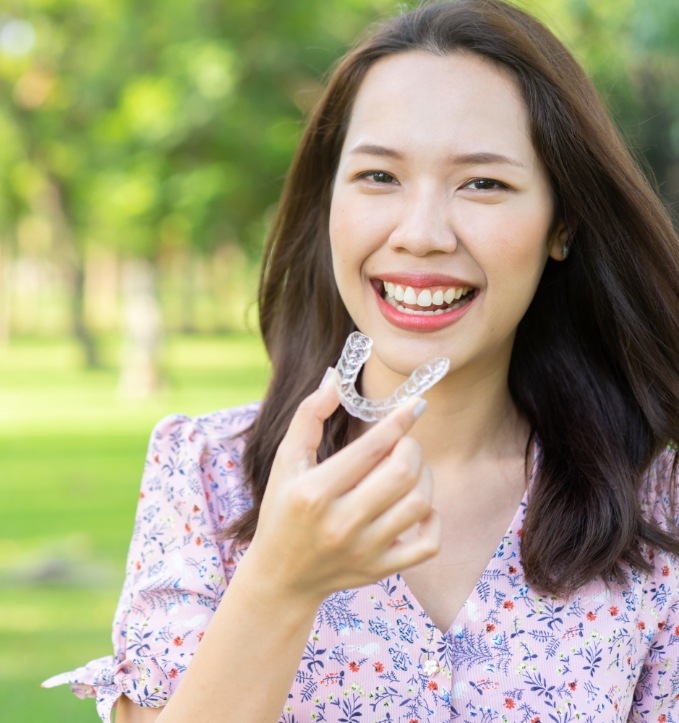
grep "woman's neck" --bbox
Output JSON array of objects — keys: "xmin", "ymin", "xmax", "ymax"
[{"xmin": 359, "ymin": 356, "xmax": 530, "ymax": 470}]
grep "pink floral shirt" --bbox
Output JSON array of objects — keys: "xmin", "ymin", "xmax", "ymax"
[{"xmin": 43, "ymin": 404, "xmax": 679, "ymax": 722}]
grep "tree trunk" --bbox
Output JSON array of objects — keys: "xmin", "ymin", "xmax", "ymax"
[
  {"xmin": 0, "ymin": 238, "xmax": 12, "ymax": 345},
  {"xmin": 41, "ymin": 176, "xmax": 99, "ymax": 366},
  {"xmin": 117, "ymin": 258, "xmax": 164, "ymax": 398},
  {"xmin": 70, "ymin": 262, "xmax": 98, "ymax": 367}
]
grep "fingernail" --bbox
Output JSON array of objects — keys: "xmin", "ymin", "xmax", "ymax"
[
  {"xmin": 320, "ymin": 367, "xmax": 339, "ymax": 389},
  {"xmin": 409, "ymin": 397, "xmax": 427, "ymax": 418}
]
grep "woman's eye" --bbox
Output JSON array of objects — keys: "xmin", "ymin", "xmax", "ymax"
[
  {"xmin": 358, "ymin": 171, "xmax": 397, "ymax": 184},
  {"xmin": 465, "ymin": 178, "xmax": 506, "ymax": 191}
]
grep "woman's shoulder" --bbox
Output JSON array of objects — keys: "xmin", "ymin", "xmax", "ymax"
[
  {"xmin": 139, "ymin": 401, "xmax": 261, "ymax": 515},
  {"xmin": 150, "ymin": 401, "xmax": 261, "ymax": 445},
  {"xmin": 146, "ymin": 401, "xmax": 260, "ymax": 465}
]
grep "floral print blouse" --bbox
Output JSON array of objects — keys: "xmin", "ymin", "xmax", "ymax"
[{"xmin": 43, "ymin": 403, "xmax": 679, "ymax": 722}]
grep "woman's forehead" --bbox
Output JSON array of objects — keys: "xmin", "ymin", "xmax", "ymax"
[{"xmin": 341, "ymin": 51, "xmax": 537, "ymax": 170}]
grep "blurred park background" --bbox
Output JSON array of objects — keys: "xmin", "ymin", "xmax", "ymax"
[{"xmin": 0, "ymin": 0, "xmax": 677, "ymax": 719}]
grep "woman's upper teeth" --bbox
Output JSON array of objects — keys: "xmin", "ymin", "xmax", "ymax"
[{"xmin": 382, "ymin": 281, "xmax": 470, "ymax": 308}]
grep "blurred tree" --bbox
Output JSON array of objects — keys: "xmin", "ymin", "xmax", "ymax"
[
  {"xmin": 527, "ymin": 0, "xmax": 679, "ymax": 221},
  {"xmin": 0, "ymin": 0, "xmax": 396, "ymax": 378},
  {"xmin": 0, "ymin": 0, "xmax": 676, "ymax": 379}
]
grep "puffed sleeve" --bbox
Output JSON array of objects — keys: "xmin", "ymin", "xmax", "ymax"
[
  {"xmin": 628, "ymin": 448, "xmax": 679, "ymax": 721},
  {"xmin": 42, "ymin": 405, "xmax": 258, "ymax": 722}
]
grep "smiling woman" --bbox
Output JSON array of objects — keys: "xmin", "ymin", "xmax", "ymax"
[
  {"xmin": 44, "ymin": 1, "xmax": 679, "ymax": 722},
  {"xmin": 330, "ymin": 51, "xmax": 559, "ymax": 364}
]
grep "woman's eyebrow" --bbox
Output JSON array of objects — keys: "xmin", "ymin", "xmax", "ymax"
[
  {"xmin": 349, "ymin": 143, "xmax": 403, "ymax": 159},
  {"xmin": 452, "ymin": 151, "xmax": 525, "ymax": 168},
  {"xmin": 348, "ymin": 144, "xmax": 524, "ymax": 168}
]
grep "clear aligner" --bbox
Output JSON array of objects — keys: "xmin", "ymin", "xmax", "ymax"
[{"xmin": 334, "ymin": 331, "xmax": 450, "ymax": 422}]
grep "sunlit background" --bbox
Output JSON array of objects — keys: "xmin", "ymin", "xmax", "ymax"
[{"xmin": 1, "ymin": 0, "xmax": 677, "ymax": 719}]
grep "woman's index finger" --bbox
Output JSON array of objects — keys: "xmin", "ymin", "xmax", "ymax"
[{"xmin": 276, "ymin": 369, "xmax": 342, "ymax": 469}]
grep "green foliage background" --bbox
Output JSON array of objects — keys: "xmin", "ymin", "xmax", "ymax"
[
  {"xmin": 0, "ymin": 0, "xmax": 677, "ymax": 719},
  {"xmin": 0, "ymin": 0, "xmax": 676, "ymax": 346}
]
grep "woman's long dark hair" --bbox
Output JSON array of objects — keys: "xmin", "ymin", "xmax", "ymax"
[{"xmin": 230, "ymin": 0, "xmax": 679, "ymax": 595}]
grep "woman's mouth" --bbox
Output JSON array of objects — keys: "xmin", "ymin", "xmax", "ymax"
[{"xmin": 379, "ymin": 280, "xmax": 478, "ymax": 316}]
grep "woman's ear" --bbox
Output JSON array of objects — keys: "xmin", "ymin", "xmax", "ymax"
[{"xmin": 549, "ymin": 222, "xmax": 570, "ymax": 262}]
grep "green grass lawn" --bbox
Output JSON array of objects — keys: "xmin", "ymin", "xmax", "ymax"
[{"xmin": 0, "ymin": 333, "xmax": 269, "ymax": 721}]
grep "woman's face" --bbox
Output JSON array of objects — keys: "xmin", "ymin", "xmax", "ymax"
[{"xmin": 329, "ymin": 50, "xmax": 564, "ymax": 390}]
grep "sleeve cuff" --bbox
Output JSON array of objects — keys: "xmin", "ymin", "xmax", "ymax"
[{"xmin": 42, "ymin": 655, "xmax": 168, "ymax": 723}]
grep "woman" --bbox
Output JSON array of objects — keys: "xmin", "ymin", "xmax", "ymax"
[{"xmin": 45, "ymin": 1, "xmax": 679, "ymax": 720}]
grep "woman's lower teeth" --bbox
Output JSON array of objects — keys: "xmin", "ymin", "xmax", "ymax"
[{"xmin": 386, "ymin": 296, "xmax": 465, "ymax": 315}]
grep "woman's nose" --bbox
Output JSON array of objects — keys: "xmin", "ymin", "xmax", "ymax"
[{"xmin": 387, "ymin": 187, "xmax": 457, "ymax": 256}]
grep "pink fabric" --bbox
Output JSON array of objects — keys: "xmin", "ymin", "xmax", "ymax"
[{"xmin": 43, "ymin": 404, "xmax": 679, "ymax": 722}]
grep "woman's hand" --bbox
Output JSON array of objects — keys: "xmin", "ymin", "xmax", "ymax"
[
  {"xmin": 242, "ymin": 370, "xmax": 441, "ymax": 607},
  {"xmin": 133, "ymin": 372, "xmax": 440, "ymax": 723}
]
